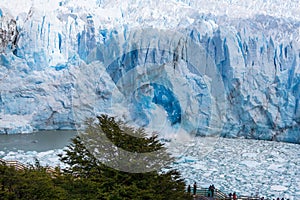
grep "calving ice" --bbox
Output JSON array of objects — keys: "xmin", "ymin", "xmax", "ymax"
[{"xmin": 0, "ymin": 0, "xmax": 299, "ymax": 144}]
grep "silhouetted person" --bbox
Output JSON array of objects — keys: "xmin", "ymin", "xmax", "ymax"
[
  {"xmin": 233, "ymin": 192, "xmax": 237, "ymax": 200},
  {"xmin": 211, "ymin": 184, "xmax": 215, "ymax": 197},
  {"xmin": 193, "ymin": 182, "xmax": 197, "ymax": 196},
  {"xmin": 229, "ymin": 192, "xmax": 232, "ymax": 199},
  {"xmin": 187, "ymin": 185, "xmax": 191, "ymax": 194}
]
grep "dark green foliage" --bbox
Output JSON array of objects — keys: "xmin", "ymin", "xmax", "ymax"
[
  {"xmin": 0, "ymin": 115, "xmax": 191, "ymax": 200},
  {"xmin": 0, "ymin": 164, "xmax": 67, "ymax": 200},
  {"xmin": 59, "ymin": 114, "xmax": 191, "ymax": 200},
  {"xmin": 59, "ymin": 134, "xmax": 98, "ymax": 177}
]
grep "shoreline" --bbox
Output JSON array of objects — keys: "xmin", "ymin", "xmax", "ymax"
[{"xmin": 0, "ymin": 134, "xmax": 299, "ymax": 199}]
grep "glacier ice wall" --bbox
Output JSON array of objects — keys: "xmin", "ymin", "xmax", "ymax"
[{"xmin": 0, "ymin": 0, "xmax": 299, "ymax": 143}]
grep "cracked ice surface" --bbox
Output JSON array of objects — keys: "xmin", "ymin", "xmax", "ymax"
[
  {"xmin": 168, "ymin": 137, "xmax": 300, "ymax": 199},
  {"xmin": 1, "ymin": 137, "xmax": 299, "ymax": 199}
]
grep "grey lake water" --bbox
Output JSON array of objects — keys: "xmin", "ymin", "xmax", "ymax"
[{"xmin": 0, "ymin": 130, "xmax": 77, "ymax": 152}]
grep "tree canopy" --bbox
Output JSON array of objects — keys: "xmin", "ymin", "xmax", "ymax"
[
  {"xmin": 0, "ymin": 115, "xmax": 191, "ymax": 200},
  {"xmin": 59, "ymin": 114, "xmax": 191, "ymax": 199}
]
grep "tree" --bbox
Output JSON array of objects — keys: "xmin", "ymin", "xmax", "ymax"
[
  {"xmin": 0, "ymin": 163, "xmax": 67, "ymax": 200},
  {"xmin": 59, "ymin": 114, "xmax": 191, "ymax": 199}
]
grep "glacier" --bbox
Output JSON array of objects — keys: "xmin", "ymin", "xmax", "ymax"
[{"xmin": 0, "ymin": 0, "xmax": 300, "ymax": 143}]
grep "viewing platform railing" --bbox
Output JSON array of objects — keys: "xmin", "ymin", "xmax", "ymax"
[
  {"xmin": 193, "ymin": 188, "xmax": 261, "ymax": 200},
  {"xmin": 0, "ymin": 158, "xmax": 57, "ymax": 174}
]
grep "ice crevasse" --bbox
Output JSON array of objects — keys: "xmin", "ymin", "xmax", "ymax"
[{"xmin": 0, "ymin": 0, "xmax": 299, "ymax": 144}]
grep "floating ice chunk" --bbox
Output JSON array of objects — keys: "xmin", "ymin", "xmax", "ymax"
[
  {"xmin": 191, "ymin": 163, "xmax": 206, "ymax": 170},
  {"xmin": 176, "ymin": 156, "xmax": 197, "ymax": 163},
  {"xmin": 37, "ymin": 150, "xmax": 55, "ymax": 158},
  {"xmin": 240, "ymin": 160, "xmax": 260, "ymax": 168},
  {"xmin": 241, "ymin": 153, "xmax": 257, "ymax": 158},
  {"xmin": 270, "ymin": 185, "xmax": 288, "ymax": 191},
  {"xmin": 267, "ymin": 164, "xmax": 285, "ymax": 172},
  {"xmin": 203, "ymin": 172, "xmax": 212, "ymax": 177}
]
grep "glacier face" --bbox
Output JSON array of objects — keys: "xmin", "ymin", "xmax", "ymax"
[{"xmin": 0, "ymin": 0, "xmax": 300, "ymax": 143}]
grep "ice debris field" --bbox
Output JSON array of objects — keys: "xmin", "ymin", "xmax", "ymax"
[{"xmin": 1, "ymin": 136, "xmax": 300, "ymax": 199}]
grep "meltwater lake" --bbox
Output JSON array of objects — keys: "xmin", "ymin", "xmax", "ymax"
[{"xmin": 0, "ymin": 131, "xmax": 77, "ymax": 152}]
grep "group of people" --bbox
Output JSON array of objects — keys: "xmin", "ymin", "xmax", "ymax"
[
  {"xmin": 228, "ymin": 192, "xmax": 237, "ymax": 200},
  {"xmin": 187, "ymin": 183, "xmax": 290, "ymax": 200},
  {"xmin": 186, "ymin": 182, "xmax": 217, "ymax": 197},
  {"xmin": 208, "ymin": 184, "xmax": 215, "ymax": 197},
  {"xmin": 187, "ymin": 182, "xmax": 197, "ymax": 196}
]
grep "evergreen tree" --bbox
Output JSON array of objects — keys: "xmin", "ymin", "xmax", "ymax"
[
  {"xmin": 0, "ymin": 114, "xmax": 191, "ymax": 199},
  {"xmin": 0, "ymin": 163, "xmax": 67, "ymax": 200},
  {"xmin": 59, "ymin": 114, "xmax": 191, "ymax": 199}
]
